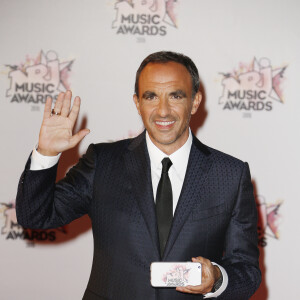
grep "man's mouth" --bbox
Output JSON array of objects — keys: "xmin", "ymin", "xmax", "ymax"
[
  {"xmin": 155, "ymin": 121, "xmax": 175, "ymax": 129},
  {"xmin": 155, "ymin": 121, "xmax": 175, "ymax": 126}
]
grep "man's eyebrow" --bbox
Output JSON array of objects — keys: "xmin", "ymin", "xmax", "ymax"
[
  {"xmin": 169, "ymin": 90, "xmax": 187, "ymax": 97},
  {"xmin": 142, "ymin": 91, "xmax": 157, "ymax": 98}
]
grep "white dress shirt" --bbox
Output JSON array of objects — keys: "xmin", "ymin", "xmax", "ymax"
[
  {"xmin": 29, "ymin": 130, "xmax": 228, "ymax": 297},
  {"xmin": 146, "ymin": 130, "xmax": 192, "ymax": 215},
  {"xmin": 145, "ymin": 129, "xmax": 228, "ymax": 298}
]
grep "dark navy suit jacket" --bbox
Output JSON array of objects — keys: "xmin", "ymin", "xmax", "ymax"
[{"xmin": 16, "ymin": 132, "xmax": 261, "ymax": 299}]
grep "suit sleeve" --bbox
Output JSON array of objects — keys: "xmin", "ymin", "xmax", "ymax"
[
  {"xmin": 219, "ymin": 162, "xmax": 261, "ymax": 299},
  {"xmin": 16, "ymin": 144, "xmax": 97, "ymax": 229}
]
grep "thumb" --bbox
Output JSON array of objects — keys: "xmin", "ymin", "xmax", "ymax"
[
  {"xmin": 69, "ymin": 129, "xmax": 90, "ymax": 148},
  {"xmin": 192, "ymin": 257, "xmax": 205, "ymax": 263}
]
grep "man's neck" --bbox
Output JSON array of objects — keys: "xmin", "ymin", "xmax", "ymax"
[
  {"xmin": 147, "ymin": 130, "xmax": 191, "ymax": 156},
  {"xmin": 146, "ymin": 129, "xmax": 192, "ymax": 156}
]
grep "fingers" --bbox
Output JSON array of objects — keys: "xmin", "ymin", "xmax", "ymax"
[
  {"xmin": 43, "ymin": 97, "xmax": 53, "ymax": 119},
  {"xmin": 61, "ymin": 90, "xmax": 72, "ymax": 117},
  {"xmin": 50, "ymin": 91, "xmax": 79, "ymax": 122},
  {"xmin": 176, "ymin": 256, "xmax": 216, "ymax": 295},
  {"xmin": 69, "ymin": 96, "xmax": 81, "ymax": 124},
  {"xmin": 69, "ymin": 129, "xmax": 90, "ymax": 148},
  {"xmin": 53, "ymin": 92, "xmax": 65, "ymax": 114},
  {"xmin": 192, "ymin": 256, "xmax": 207, "ymax": 264},
  {"xmin": 176, "ymin": 286, "xmax": 201, "ymax": 294},
  {"xmin": 176, "ymin": 282, "xmax": 211, "ymax": 295}
]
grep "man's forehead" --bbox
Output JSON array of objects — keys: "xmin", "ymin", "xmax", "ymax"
[
  {"xmin": 141, "ymin": 61, "xmax": 189, "ymax": 75},
  {"xmin": 139, "ymin": 61, "xmax": 192, "ymax": 88}
]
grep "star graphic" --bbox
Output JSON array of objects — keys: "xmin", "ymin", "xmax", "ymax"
[{"xmin": 253, "ymin": 57, "xmax": 286, "ymax": 103}]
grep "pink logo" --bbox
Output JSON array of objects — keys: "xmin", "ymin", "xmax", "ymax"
[
  {"xmin": 219, "ymin": 57, "xmax": 287, "ymax": 112},
  {"xmin": 0, "ymin": 203, "xmax": 20, "ymax": 236},
  {"xmin": 6, "ymin": 50, "xmax": 73, "ymax": 105},
  {"xmin": 163, "ymin": 264, "xmax": 191, "ymax": 287},
  {"xmin": 112, "ymin": 0, "xmax": 178, "ymax": 36},
  {"xmin": 0, "ymin": 202, "xmax": 66, "ymax": 244},
  {"xmin": 256, "ymin": 196, "xmax": 283, "ymax": 247}
]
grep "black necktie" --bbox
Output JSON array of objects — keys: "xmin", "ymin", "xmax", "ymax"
[{"xmin": 156, "ymin": 157, "xmax": 173, "ymax": 256}]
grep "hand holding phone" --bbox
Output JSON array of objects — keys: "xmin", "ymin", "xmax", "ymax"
[{"xmin": 150, "ymin": 262, "xmax": 202, "ymax": 287}]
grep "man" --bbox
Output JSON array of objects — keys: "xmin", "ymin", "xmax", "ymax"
[{"xmin": 16, "ymin": 51, "xmax": 261, "ymax": 299}]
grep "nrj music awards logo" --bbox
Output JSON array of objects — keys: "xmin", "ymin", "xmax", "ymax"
[
  {"xmin": 256, "ymin": 196, "xmax": 283, "ymax": 247},
  {"xmin": 163, "ymin": 264, "xmax": 191, "ymax": 287},
  {"xmin": 0, "ymin": 202, "xmax": 66, "ymax": 245},
  {"xmin": 112, "ymin": 0, "xmax": 178, "ymax": 36},
  {"xmin": 6, "ymin": 50, "xmax": 74, "ymax": 105},
  {"xmin": 219, "ymin": 57, "xmax": 287, "ymax": 112}
]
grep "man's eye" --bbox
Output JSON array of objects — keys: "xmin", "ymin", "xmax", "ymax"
[
  {"xmin": 145, "ymin": 95, "xmax": 156, "ymax": 100},
  {"xmin": 170, "ymin": 95, "xmax": 182, "ymax": 100}
]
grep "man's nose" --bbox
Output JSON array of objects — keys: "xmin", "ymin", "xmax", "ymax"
[{"xmin": 157, "ymin": 98, "xmax": 171, "ymax": 117}]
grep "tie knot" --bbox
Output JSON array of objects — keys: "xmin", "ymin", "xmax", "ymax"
[{"xmin": 161, "ymin": 157, "xmax": 172, "ymax": 173}]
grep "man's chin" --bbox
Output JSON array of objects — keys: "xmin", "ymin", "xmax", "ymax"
[
  {"xmin": 153, "ymin": 136, "xmax": 187, "ymax": 152},
  {"xmin": 148, "ymin": 129, "xmax": 188, "ymax": 146},
  {"xmin": 150, "ymin": 133, "xmax": 177, "ymax": 146}
]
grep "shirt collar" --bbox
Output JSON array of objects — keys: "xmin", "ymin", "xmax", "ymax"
[{"xmin": 146, "ymin": 129, "xmax": 193, "ymax": 178}]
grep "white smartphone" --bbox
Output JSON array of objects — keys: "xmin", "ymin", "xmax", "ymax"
[{"xmin": 150, "ymin": 262, "xmax": 202, "ymax": 287}]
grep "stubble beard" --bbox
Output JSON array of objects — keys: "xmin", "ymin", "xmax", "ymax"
[{"xmin": 149, "ymin": 115, "xmax": 191, "ymax": 148}]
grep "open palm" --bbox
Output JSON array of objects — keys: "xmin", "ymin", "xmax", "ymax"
[{"xmin": 38, "ymin": 91, "xmax": 90, "ymax": 156}]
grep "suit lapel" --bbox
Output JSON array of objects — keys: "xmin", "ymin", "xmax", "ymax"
[
  {"xmin": 124, "ymin": 132, "xmax": 160, "ymax": 259},
  {"xmin": 163, "ymin": 136, "xmax": 213, "ymax": 259}
]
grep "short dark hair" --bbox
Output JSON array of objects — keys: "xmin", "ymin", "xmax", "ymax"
[{"xmin": 135, "ymin": 51, "xmax": 200, "ymax": 98}]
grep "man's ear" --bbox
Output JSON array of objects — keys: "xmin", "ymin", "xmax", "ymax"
[
  {"xmin": 191, "ymin": 91, "xmax": 202, "ymax": 115},
  {"xmin": 133, "ymin": 94, "xmax": 141, "ymax": 115}
]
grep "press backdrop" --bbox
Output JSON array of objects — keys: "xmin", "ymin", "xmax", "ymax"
[{"xmin": 1, "ymin": 1, "xmax": 299, "ymax": 299}]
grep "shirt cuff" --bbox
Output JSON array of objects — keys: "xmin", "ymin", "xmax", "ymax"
[
  {"xmin": 30, "ymin": 147, "xmax": 61, "ymax": 170},
  {"xmin": 203, "ymin": 263, "xmax": 228, "ymax": 298}
]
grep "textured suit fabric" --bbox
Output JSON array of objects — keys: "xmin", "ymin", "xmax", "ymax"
[{"xmin": 16, "ymin": 131, "xmax": 261, "ymax": 300}]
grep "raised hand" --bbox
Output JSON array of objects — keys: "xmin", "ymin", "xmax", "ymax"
[{"xmin": 37, "ymin": 91, "xmax": 90, "ymax": 156}]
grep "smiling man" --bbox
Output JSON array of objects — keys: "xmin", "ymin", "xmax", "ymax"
[
  {"xmin": 16, "ymin": 51, "xmax": 261, "ymax": 299},
  {"xmin": 133, "ymin": 61, "xmax": 201, "ymax": 155}
]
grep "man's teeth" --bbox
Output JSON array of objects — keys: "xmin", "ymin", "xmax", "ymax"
[{"xmin": 156, "ymin": 121, "xmax": 175, "ymax": 125}]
